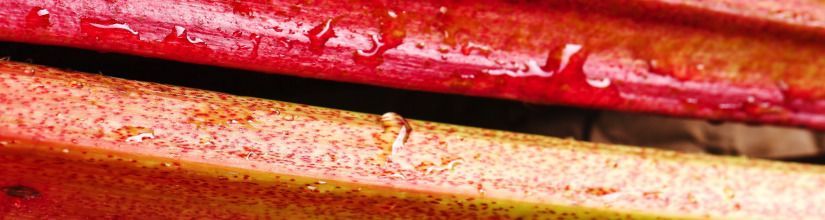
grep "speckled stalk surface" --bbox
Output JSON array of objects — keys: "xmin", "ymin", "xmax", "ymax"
[
  {"xmin": 1, "ymin": 0, "xmax": 825, "ymax": 129},
  {"xmin": 1, "ymin": 61, "xmax": 825, "ymax": 218}
]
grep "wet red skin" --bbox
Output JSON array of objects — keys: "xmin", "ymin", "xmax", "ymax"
[
  {"xmin": 2, "ymin": 61, "xmax": 825, "ymax": 218},
  {"xmin": 1, "ymin": 0, "xmax": 825, "ymax": 129}
]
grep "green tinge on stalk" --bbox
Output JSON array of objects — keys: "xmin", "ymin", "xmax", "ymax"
[{"xmin": 0, "ymin": 61, "xmax": 824, "ymax": 218}]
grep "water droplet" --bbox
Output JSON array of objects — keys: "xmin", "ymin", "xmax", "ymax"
[
  {"xmin": 435, "ymin": 46, "xmax": 449, "ymax": 54},
  {"xmin": 281, "ymin": 114, "xmax": 296, "ymax": 121},
  {"xmin": 746, "ymin": 95, "xmax": 756, "ymax": 103},
  {"xmin": 164, "ymin": 26, "xmax": 205, "ymax": 45},
  {"xmin": 61, "ymin": 148, "xmax": 69, "ymax": 154},
  {"xmin": 85, "ymin": 20, "xmax": 139, "ymax": 35},
  {"xmin": 2, "ymin": 185, "xmax": 40, "ymax": 200},
  {"xmin": 459, "ymin": 42, "xmax": 492, "ymax": 56},
  {"xmin": 532, "ymin": 43, "xmax": 585, "ymax": 76},
  {"xmin": 438, "ymin": 6, "xmax": 448, "ymax": 14},
  {"xmin": 585, "ymin": 77, "xmax": 611, "ymax": 88},
  {"xmin": 306, "ymin": 185, "xmax": 317, "ymax": 190},
  {"xmin": 386, "ymin": 172, "xmax": 407, "ymax": 179},
  {"xmin": 113, "ymin": 126, "xmax": 155, "ymax": 143},
  {"xmin": 80, "ymin": 18, "xmax": 140, "ymax": 40},
  {"xmin": 187, "ymin": 36, "xmax": 204, "ymax": 44},
  {"xmin": 36, "ymin": 9, "xmax": 49, "ymax": 16},
  {"xmin": 26, "ymin": 7, "xmax": 51, "ymax": 28},
  {"xmin": 317, "ymin": 180, "xmax": 326, "ymax": 184},
  {"xmin": 173, "ymin": 26, "xmax": 184, "ymax": 37},
  {"xmin": 377, "ymin": 112, "xmax": 412, "ymax": 163},
  {"xmin": 483, "ymin": 43, "xmax": 582, "ymax": 78},
  {"xmin": 353, "ymin": 9, "xmax": 407, "ymax": 67},
  {"xmin": 483, "ymin": 59, "xmax": 552, "ymax": 77},
  {"xmin": 307, "ymin": 18, "xmax": 336, "ymax": 53},
  {"xmin": 126, "ymin": 132, "xmax": 155, "ymax": 143},
  {"xmin": 354, "ymin": 33, "xmax": 386, "ymax": 66},
  {"xmin": 555, "ymin": 44, "xmax": 583, "ymax": 72},
  {"xmin": 421, "ymin": 158, "xmax": 464, "ymax": 175}
]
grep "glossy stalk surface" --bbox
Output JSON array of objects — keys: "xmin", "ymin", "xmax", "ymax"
[
  {"xmin": 1, "ymin": 61, "xmax": 824, "ymax": 218},
  {"xmin": 1, "ymin": 0, "xmax": 825, "ymax": 129}
]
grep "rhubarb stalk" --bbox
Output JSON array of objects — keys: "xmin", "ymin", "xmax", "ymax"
[
  {"xmin": 1, "ymin": 61, "xmax": 824, "ymax": 218},
  {"xmin": 1, "ymin": 0, "xmax": 825, "ymax": 129}
]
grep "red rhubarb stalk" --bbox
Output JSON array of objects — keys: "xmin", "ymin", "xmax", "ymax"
[
  {"xmin": 1, "ymin": 61, "xmax": 825, "ymax": 218},
  {"xmin": 1, "ymin": 0, "xmax": 825, "ymax": 129}
]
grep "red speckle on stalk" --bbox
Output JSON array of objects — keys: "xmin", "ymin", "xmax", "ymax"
[
  {"xmin": 25, "ymin": 7, "xmax": 50, "ymax": 29},
  {"xmin": 232, "ymin": 146, "xmax": 264, "ymax": 160},
  {"xmin": 415, "ymin": 161, "xmax": 436, "ymax": 172},
  {"xmin": 188, "ymin": 104, "xmax": 256, "ymax": 128},
  {"xmin": 584, "ymin": 187, "xmax": 619, "ymax": 196},
  {"xmin": 229, "ymin": 0, "xmax": 253, "ymax": 16},
  {"xmin": 306, "ymin": 18, "xmax": 337, "ymax": 54}
]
